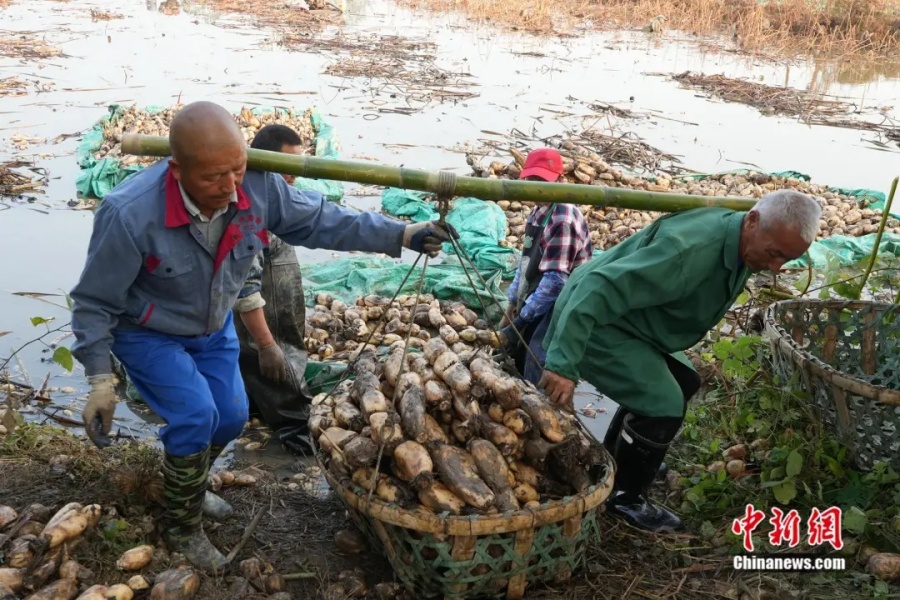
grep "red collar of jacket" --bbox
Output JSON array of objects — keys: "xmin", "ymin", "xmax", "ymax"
[{"xmin": 164, "ymin": 169, "xmax": 251, "ymax": 228}]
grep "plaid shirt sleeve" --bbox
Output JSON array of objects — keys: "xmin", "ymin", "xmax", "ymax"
[{"xmin": 537, "ymin": 204, "xmax": 593, "ymax": 274}]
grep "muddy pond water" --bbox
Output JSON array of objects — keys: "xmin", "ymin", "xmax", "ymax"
[{"xmin": 1, "ymin": 0, "xmax": 899, "ymax": 469}]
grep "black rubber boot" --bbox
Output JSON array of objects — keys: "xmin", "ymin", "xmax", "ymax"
[
  {"xmin": 607, "ymin": 415, "xmax": 683, "ymax": 533},
  {"xmin": 603, "ymin": 408, "xmax": 668, "ymax": 480},
  {"xmin": 202, "ymin": 444, "xmax": 233, "ymax": 521},
  {"xmin": 276, "ymin": 426, "xmax": 315, "ymax": 456},
  {"xmin": 162, "ymin": 447, "xmax": 229, "ymax": 571}
]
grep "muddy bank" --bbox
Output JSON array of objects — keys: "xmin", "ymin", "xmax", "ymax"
[
  {"xmin": 2, "ymin": 411, "xmax": 889, "ymax": 600},
  {"xmin": 0, "ymin": 0, "xmax": 898, "ymax": 489}
]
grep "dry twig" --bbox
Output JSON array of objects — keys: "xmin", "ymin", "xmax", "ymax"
[
  {"xmin": 282, "ymin": 33, "xmax": 480, "ymax": 111},
  {"xmin": 671, "ymin": 71, "xmax": 899, "ymax": 140},
  {"xmin": 0, "ymin": 160, "xmax": 48, "ymax": 199},
  {"xmin": 226, "ymin": 502, "xmax": 269, "ymax": 562},
  {"xmin": 0, "ymin": 32, "xmax": 63, "ymax": 60}
]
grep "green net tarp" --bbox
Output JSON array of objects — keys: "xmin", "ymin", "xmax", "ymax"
[
  {"xmin": 298, "ymin": 187, "xmax": 524, "ymax": 320},
  {"xmin": 75, "ymin": 104, "xmax": 344, "ymax": 203},
  {"xmin": 785, "ymin": 233, "xmax": 900, "ymax": 269},
  {"xmin": 305, "ymin": 359, "xmax": 349, "ymax": 396},
  {"xmin": 381, "ymin": 188, "xmax": 521, "ymax": 279}
]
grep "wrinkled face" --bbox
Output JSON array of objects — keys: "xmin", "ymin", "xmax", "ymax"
[
  {"xmin": 278, "ymin": 143, "xmax": 304, "ymax": 186},
  {"xmin": 740, "ymin": 211, "xmax": 811, "ymax": 272},
  {"xmin": 170, "ymin": 141, "xmax": 247, "ymax": 213}
]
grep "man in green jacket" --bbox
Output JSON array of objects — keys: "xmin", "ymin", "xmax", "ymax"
[{"xmin": 539, "ymin": 190, "xmax": 822, "ymax": 532}]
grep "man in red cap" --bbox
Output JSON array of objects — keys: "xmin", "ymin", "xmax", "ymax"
[{"xmin": 499, "ymin": 148, "xmax": 593, "ymax": 385}]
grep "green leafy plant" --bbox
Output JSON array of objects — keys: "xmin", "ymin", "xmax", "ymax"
[
  {"xmin": 671, "ymin": 335, "xmax": 899, "ymax": 554},
  {"xmin": 707, "ymin": 335, "xmax": 759, "ymax": 380},
  {"xmin": 0, "ymin": 292, "xmax": 75, "ymax": 375}
]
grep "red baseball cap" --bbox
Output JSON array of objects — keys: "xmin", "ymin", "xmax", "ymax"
[{"xmin": 519, "ymin": 148, "xmax": 563, "ymax": 182}]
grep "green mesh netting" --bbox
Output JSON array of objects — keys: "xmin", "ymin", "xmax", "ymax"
[
  {"xmin": 785, "ymin": 233, "xmax": 900, "ymax": 269},
  {"xmin": 381, "ymin": 188, "xmax": 521, "ymax": 279},
  {"xmin": 305, "ymin": 359, "xmax": 349, "ymax": 396},
  {"xmin": 764, "ymin": 300, "xmax": 900, "ymax": 472},
  {"xmin": 75, "ymin": 104, "xmax": 344, "ymax": 202}
]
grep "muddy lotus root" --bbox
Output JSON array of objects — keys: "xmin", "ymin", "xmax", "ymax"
[
  {"xmin": 315, "ymin": 343, "xmax": 606, "ymax": 516},
  {"xmin": 303, "ymin": 294, "xmax": 499, "ymax": 361}
]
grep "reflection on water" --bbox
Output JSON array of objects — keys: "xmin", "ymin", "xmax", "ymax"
[
  {"xmin": 811, "ymin": 57, "xmax": 900, "ymax": 91},
  {"xmin": 159, "ymin": 0, "xmax": 181, "ymax": 15},
  {"xmin": 806, "ymin": 58, "xmax": 900, "ymax": 105},
  {"xmin": 178, "ymin": 1, "xmax": 220, "ymax": 21},
  {"xmin": 146, "ymin": 0, "xmax": 181, "ymax": 14}
]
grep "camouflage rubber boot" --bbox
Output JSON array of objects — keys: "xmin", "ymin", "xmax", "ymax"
[
  {"xmin": 202, "ymin": 444, "xmax": 234, "ymax": 521},
  {"xmin": 162, "ymin": 447, "xmax": 229, "ymax": 571}
]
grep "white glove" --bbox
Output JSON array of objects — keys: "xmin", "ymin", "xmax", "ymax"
[{"xmin": 83, "ymin": 375, "xmax": 118, "ymax": 449}]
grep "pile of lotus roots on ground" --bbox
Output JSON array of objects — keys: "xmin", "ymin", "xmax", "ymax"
[
  {"xmin": 312, "ymin": 342, "xmax": 608, "ymax": 516},
  {"xmin": 303, "ymin": 293, "xmax": 502, "ymax": 362},
  {"xmin": 0, "ymin": 504, "xmax": 290, "ymax": 600},
  {"xmin": 92, "ymin": 104, "xmax": 317, "ymax": 168},
  {"xmin": 468, "ymin": 143, "xmax": 900, "ymax": 252},
  {"xmin": 0, "ymin": 502, "xmax": 207, "ymax": 600},
  {"xmin": 0, "ymin": 487, "xmax": 288, "ymax": 599}
]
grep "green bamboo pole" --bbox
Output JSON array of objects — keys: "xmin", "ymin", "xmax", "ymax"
[
  {"xmin": 121, "ymin": 133, "xmax": 758, "ymax": 212},
  {"xmin": 856, "ymin": 176, "xmax": 897, "ymax": 299}
]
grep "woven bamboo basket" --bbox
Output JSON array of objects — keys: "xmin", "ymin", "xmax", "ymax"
[
  {"xmin": 316, "ymin": 444, "xmax": 615, "ymax": 600},
  {"xmin": 763, "ymin": 299, "xmax": 900, "ymax": 471}
]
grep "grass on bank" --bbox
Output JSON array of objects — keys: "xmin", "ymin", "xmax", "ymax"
[{"xmin": 400, "ymin": 0, "xmax": 900, "ymax": 58}]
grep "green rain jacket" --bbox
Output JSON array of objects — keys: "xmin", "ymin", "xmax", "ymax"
[{"xmin": 542, "ymin": 207, "xmax": 752, "ymax": 417}]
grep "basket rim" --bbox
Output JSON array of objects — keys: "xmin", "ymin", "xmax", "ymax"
[
  {"xmin": 763, "ymin": 299, "xmax": 900, "ymax": 405},
  {"xmin": 316, "ymin": 449, "xmax": 616, "ymax": 537}
]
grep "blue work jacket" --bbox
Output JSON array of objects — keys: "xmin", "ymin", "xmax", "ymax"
[{"xmin": 70, "ymin": 159, "xmax": 405, "ymax": 376}]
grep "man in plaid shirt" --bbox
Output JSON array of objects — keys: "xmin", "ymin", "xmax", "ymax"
[{"xmin": 499, "ymin": 148, "xmax": 593, "ymax": 385}]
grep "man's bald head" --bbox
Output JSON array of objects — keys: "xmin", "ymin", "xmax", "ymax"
[
  {"xmin": 168, "ymin": 101, "xmax": 248, "ymax": 216},
  {"xmin": 169, "ymin": 101, "xmax": 244, "ymax": 165}
]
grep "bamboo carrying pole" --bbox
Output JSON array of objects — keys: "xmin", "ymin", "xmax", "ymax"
[{"xmin": 121, "ymin": 133, "xmax": 758, "ymax": 212}]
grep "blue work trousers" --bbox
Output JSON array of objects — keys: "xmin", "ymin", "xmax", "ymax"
[{"xmin": 111, "ymin": 312, "xmax": 249, "ymax": 457}]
